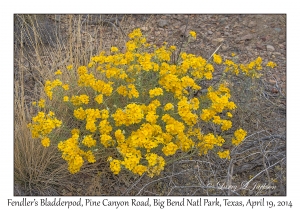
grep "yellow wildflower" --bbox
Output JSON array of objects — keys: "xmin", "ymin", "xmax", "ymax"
[
  {"xmin": 266, "ymin": 61, "xmax": 277, "ymax": 68},
  {"xmin": 41, "ymin": 137, "xmax": 50, "ymax": 147},
  {"xmin": 189, "ymin": 31, "xmax": 197, "ymax": 38},
  {"xmin": 55, "ymin": 70, "xmax": 62, "ymax": 75},
  {"xmin": 111, "ymin": 46, "xmax": 119, "ymax": 52},
  {"xmin": 63, "ymin": 96, "xmax": 69, "ymax": 102},
  {"xmin": 66, "ymin": 65, "xmax": 73, "ymax": 70},
  {"xmin": 38, "ymin": 99, "xmax": 45, "ymax": 108},
  {"xmin": 218, "ymin": 150, "xmax": 230, "ymax": 159}
]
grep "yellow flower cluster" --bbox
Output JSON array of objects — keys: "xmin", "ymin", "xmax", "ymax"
[
  {"xmin": 27, "ymin": 111, "xmax": 62, "ymax": 139},
  {"xmin": 213, "ymin": 54, "xmax": 222, "ymax": 64},
  {"xmin": 200, "ymin": 84, "xmax": 236, "ymax": 131},
  {"xmin": 28, "ymin": 28, "xmax": 276, "ymax": 177},
  {"xmin": 113, "ymin": 103, "xmax": 144, "ymax": 126},
  {"xmin": 44, "ymin": 79, "xmax": 63, "ymax": 100},
  {"xmin": 58, "ymin": 133, "xmax": 96, "ymax": 174},
  {"xmin": 117, "ymin": 84, "xmax": 139, "ymax": 98},
  {"xmin": 266, "ymin": 61, "xmax": 277, "ymax": 68},
  {"xmin": 218, "ymin": 150, "xmax": 230, "ymax": 159},
  {"xmin": 149, "ymin": 87, "xmax": 163, "ymax": 98},
  {"xmin": 55, "ymin": 70, "xmax": 62, "ymax": 75},
  {"xmin": 70, "ymin": 95, "xmax": 89, "ymax": 106},
  {"xmin": 32, "ymin": 99, "xmax": 46, "ymax": 108},
  {"xmin": 232, "ymin": 128, "xmax": 247, "ymax": 146},
  {"xmin": 197, "ymin": 133, "xmax": 225, "ymax": 155},
  {"xmin": 189, "ymin": 31, "xmax": 197, "ymax": 38}
]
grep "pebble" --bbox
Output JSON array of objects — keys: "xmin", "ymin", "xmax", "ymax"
[
  {"xmin": 266, "ymin": 45, "xmax": 275, "ymax": 51},
  {"xmin": 208, "ymin": 30, "xmax": 213, "ymax": 35},
  {"xmin": 248, "ymin": 21, "xmax": 257, "ymax": 27},
  {"xmin": 55, "ymin": 15, "xmax": 61, "ymax": 22},
  {"xmin": 274, "ymin": 28, "xmax": 281, "ymax": 32},
  {"xmin": 141, "ymin": 26, "xmax": 149, "ymax": 31},
  {"xmin": 239, "ymin": 34, "xmax": 253, "ymax": 40},
  {"xmin": 158, "ymin": 19, "xmax": 168, "ymax": 28},
  {"xmin": 279, "ymin": 35, "xmax": 285, "ymax": 40},
  {"xmin": 219, "ymin": 17, "xmax": 228, "ymax": 24},
  {"xmin": 212, "ymin": 38, "xmax": 224, "ymax": 46}
]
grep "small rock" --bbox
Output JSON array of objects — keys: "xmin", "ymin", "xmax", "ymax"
[
  {"xmin": 212, "ymin": 38, "xmax": 224, "ymax": 46},
  {"xmin": 248, "ymin": 21, "xmax": 257, "ymax": 28},
  {"xmin": 274, "ymin": 28, "xmax": 281, "ymax": 32},
  {"xmin": 155, "ymin": 31, "xmax": 160, "ymax": 36},
  {"xmin": 141, "ymin": 26, "xmax": 149, "ymax": 31},
  {"xmin": 208, "ymin": 30, "xmax": 213, "ymax": 35},
  {"xmin": 219, "ymin": 17, "xmax": 228, "ymax": 24},
  {"xmin": 269, "ymin": 79, "xmax": 276, "ymax": 85},
  {"xmin": 256, "ymin": 42, "xmax": 264, "ymax": 50},
  {"xmin": 266, "ymin": 45, "xmax": 275, "ymax": 51},
  {"xmin": 224, "ymin": 32, "xmax": 230, "ymax": 36},
  {"xmin": 278, "ymin": 127, "xmax": 286, "ymax": 133},
  {"xmin": 179, "ymin": 25, "xmax": 189, "ymax": 37},
  {"xmin": 158, "ymin": 19, "xmax": 168, "ymax": 28},
  {"xmin": 239, "ymin": 34, "xmax": 253, "ymax": 41},
  {"xmin": 55, "ymin": 15, "xmax": 61, "ymax": 22},
  {"xmin": 279, "ymin": 35, "xmax": 285, "ymax": 40},
  {"xmin": 271, "ymin": 88, "xmax": 279, "ymax": 93},
  {"xmin": 221, "ymin": 45, "xmax": 229, "ymax": 51},
  {"xmin": 261, "ymin": 36, "xmax": 267, "ymax": 41}
]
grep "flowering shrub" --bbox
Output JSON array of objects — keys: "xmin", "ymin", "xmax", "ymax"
[{"xmin": 28, "ymin": 28, "xmax": 277, "ymax": 177}]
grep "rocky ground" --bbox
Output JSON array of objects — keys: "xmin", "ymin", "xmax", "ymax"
[{"xmin": 14, "ymin": 14, "xmax": 286, "ymax": 196}]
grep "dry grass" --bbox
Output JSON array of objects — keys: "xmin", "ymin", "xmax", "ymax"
[{"xmin": 14, "ymin": 14, "xmax": 286, "ymax": 196}]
